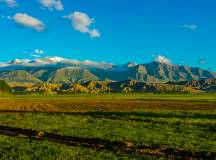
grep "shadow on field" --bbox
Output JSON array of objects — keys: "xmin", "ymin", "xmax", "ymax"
[
  {"xmin": 2, "ymin": 111, "xmax": 216, "ymax": 120},
  {"xmin": 64, "ymin": 111, "xmax": 216, "ymax": 120},
  {"xmin": 0, "ymin": 125, "xmax": 215, "ymax": 159},
  {"xmin": 63, "ymin": 112, "xmax": 216, "ymax": 130}
]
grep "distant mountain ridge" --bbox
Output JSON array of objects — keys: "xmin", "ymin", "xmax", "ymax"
[{"xmin": 0, "ymin": 57, "xmax": 216, "ymax": 86}]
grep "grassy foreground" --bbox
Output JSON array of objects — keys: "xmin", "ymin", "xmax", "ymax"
[{"xmin": 0, "ymin": 94, "xmax": 216, "ymax": 159}]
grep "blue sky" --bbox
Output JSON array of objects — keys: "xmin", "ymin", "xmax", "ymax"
[{"xmin": 0, "ymin": 0, "xmax": 216, "ymax": 70}]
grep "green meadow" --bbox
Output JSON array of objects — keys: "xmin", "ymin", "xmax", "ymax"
[{"xmin": 0, "ymin": 94, "xmax": 216, "ymax": 159}]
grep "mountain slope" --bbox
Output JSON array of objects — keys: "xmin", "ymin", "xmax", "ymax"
[
  {"xmin": 31, "ymin": 69, "xmax": 52, "ymax": 82},
  {"xmin": 0, "ymin": 70, "xmax": 42, "ymax": 86},
  {"xmin": 47, "ymin": 67, "xmax": 98, "ymax": 83},
  {"xmin": 92, "ymin": 62, "xmax": 216, "ymax": 82}
]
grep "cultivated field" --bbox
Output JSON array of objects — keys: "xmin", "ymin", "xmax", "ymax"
[{"xmin": 0, "ymin": 94, "xmax": 216, "ymax": 159}]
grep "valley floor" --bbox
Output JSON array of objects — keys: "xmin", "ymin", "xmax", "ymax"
[{"xmin": 0, "ymin": 94, "xmax": 216, "ymax": 159}]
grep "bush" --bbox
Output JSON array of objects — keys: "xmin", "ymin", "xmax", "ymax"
[{"xmin": 0, "ymin": 80, "xmax": 11, "ymax": 96}]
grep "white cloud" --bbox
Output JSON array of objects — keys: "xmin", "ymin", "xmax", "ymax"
[
  {"xmin": 0, "ymin": 0, "xmax": 18, "ymax": 8},
  {"xmin": 31, "ymin": 54, "xmax": 42, "ymax": 58},
  {"xmin": 34, "ymin": 49, "xmax": 45, "ymax": 54},
  {"xmin": 155, "ymin": 55, "xmax": 172, "ymax": 64},
  {"xmin": 9, "ymin": 59, "xmax": 31, "ymax": 65},
  {"xmin": 39, "ymin": 0, "xmax": 63, "ymax": 11},
  {"xmin": 1, "ymin": 15, "xmax": 12, "ymax": 20},
  {"xmin": 30, "ymin": 49, "xmax": 45, "ymax": 58},
  {"xmin": 89, "ymin": 29, "xmax": 101, "ymax": 38},
  {"xmin": 13, "ymin": 13, "xmax": 46, "ymax": 32},
  {"xmin": 198, "ymin": 59, "xmax": 205, "ymax": 64},
  {"xmin": 44, "ymin": 56, "xmax": 64, "ymax": 63},
  {"xmin": 7, "ymin": 16, "xmax": 12, "ymax": 19},
  {"xmin": 63, "ymin": 11, "xmax": 101, "ymax": 38},
  {"xmin": 182, "ymin": 24, "xmax": 197, "ymax": 30}
]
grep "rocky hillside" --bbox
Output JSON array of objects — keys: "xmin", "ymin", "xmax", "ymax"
[
  {"xmin": 24, "ymin": 80, "xmax": 200, "ymax": 94},
  {"xmin": 167, "ymin": 78, "xmax": 216, "ymax": 92},
  {"xmin": 92, "ymin": 62, "xmax": 216, "ymax": 82}
]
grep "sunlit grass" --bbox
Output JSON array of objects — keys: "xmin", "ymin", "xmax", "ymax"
[{"xmin": 0, "ymin": 111, "xmax": 216, "ymax": 152}]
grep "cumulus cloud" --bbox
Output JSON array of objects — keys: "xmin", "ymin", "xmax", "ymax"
[
  {"xmin": 198, "ymin": 59, "xmax": 205, "ymax": 64},
  {"xmin": 63, "ymin": 11, "xmax": 101, "ymax": 38},
  {"xmin": 155, "ymin": 55, "xmax": 172, "ymax": 64},
  {"xmin": 0, "ymin": 0, "xmax": 18, "ymax": 8},
  {"xmin": 13, "ymin": 13, "xmax": 46, "ymax": 32},
  {"xmin": 182, "ymin": 24, "xmax": 197, "ymax": 30},
  {"xmin": 39, "ymin": 0, "xmax": 63, "ymax": 11}
]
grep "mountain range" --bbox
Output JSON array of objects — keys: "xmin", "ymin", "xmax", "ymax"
[{"xmin": 0, "ymin": 57, "xmax": 216, "ymax": 86}]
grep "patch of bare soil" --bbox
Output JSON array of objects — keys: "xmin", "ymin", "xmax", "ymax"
[{"xmin": 0, "ymin": 99, "xmax": 216, "ymax": 113}]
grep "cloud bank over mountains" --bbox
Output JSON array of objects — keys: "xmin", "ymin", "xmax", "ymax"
[
  {"xmin": 0, "ymin": 55, "xmax": 172, "ymax": 70},
  {"xmin": 0, "ymin": 55, "xmax": 174, "ymax": 71},
  {"xmin": 0, "ymin": 56, "xmax": 114, "ymax": 69}
]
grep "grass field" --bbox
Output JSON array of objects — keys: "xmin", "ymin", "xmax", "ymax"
[{"xmin": 0, "ymin": 94, "xmax": 216, "ymax": 159}]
